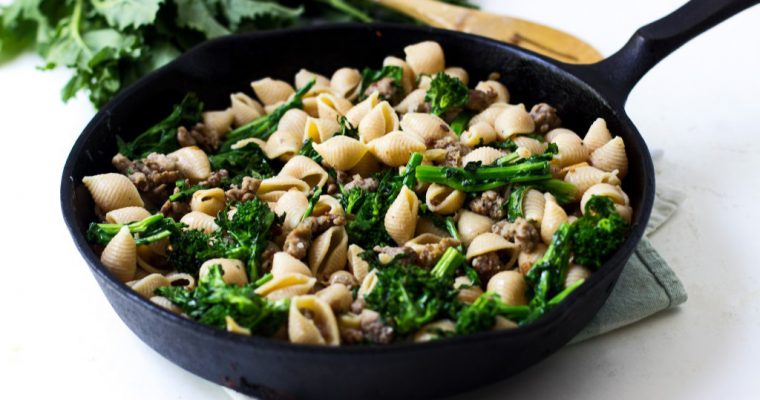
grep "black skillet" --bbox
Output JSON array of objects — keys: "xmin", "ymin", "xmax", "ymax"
[{"xmin": 60, "ymin": 0, "xmax": 758, "ymax": 399}]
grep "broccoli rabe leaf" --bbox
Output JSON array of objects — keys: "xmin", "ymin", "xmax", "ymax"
[
  {"xmin": 116, "ymin": 93, "xmax": 203, "ymax": 159},
  {"xmin": 209, "ymin": 140, "xmax": 274, "ymax": 182},
  {"xmin": 506, "ymin": 185, "xmax": 531, "ymax": 222},
  {"xmin": 87, "ymin": 213, "xmax": 181, "ymax": 246},
  {"xmin": 167, "ymin": 228, "xmax": 225, "ymax": 274},
  {"xmin": 425, "ymin": 72, "xmax": 469, "ymax": 116},
  {"xmin": 298, "ymin": 139, "xmax": 323, "ymax": 164},
  {"xmin": 157, "ymin": 264, "xmax": 288, "ymax": 336},
  {"xmin": 454, "ymin": 293, "xmax": 530, "ymax": 335}
]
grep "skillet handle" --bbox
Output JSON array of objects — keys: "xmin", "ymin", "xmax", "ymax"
[{"xmin": 568, "ymin": 0, "xmax": 760, "ymax": 108}]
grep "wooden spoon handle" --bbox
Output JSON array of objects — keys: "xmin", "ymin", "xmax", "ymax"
[{"xmin": 374, "ymin": 0, "xmax": 603, "ymax": 64}]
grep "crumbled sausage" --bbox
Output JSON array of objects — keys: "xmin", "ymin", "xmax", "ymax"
[
  {"xmin": 465, "ymin": 89, "xmax": 497, "ymax": 112},
  {"xmin": 260, "ymin": 241, "xmax": 280, "ymax": 273},
  {"xmin": 364, "ymin": 77, "xmax": 400, "ymax": 103},
  {"xmin": 411, "ymin": 237, "xmax": 461, "ymax": 268},
  {"xmin": 329, "ymin": 270, "xmax": 359, "ymax": 288},
  {"xmin": 468, "ymin": 190, "xmax": 506, "ymax": 220},
  {"xmin": 492, "ymin": 217, "xmax": 540, "ymax": 252},
  {"xmin": 160, "ymin": 196, "xmax": 191, "ymax": 220},
  {"xmin": 177, "ymin": 124, "xmax": 221, "ymax": 152},
  {"xmin": 373, "ymin": 245, "xmax": 417, "ymax": 264},
  {"xmin": 431, "ymin": 136, "xmax": 471, "ymax": 167},
  {"xmin": 225, "ymin": 176, "xmax": 261, "ymax": 203},
  {"xmin": 112, "ymin": 152, "xmax": 182, "ymax": 202},
  {"xmin": 199, "ymin": 169, "xmax": 229, "ymax": 188},
  {"xmin": 342, "ymin": 174, "xmax": 379, "ymax": 192},
  {"xmin": 530, "ymin": 103, "xmax": 562, "ymax": 134},
  {"xmin": 283, "ymin": 214, "xmax": 346, "ymax": 259},
  {"xmin": 340, "ymin": 326, "xmax": 365, "ymax": 345},
  {"xmin": 471, "ymin": 252, "xmax": 502, "ymax": 283},
  {"xmin": 360, "ymin": 310, "xmax": 395, "ymax": 344}
]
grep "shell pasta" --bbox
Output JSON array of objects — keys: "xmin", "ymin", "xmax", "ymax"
[{"xmin": 83, "ymin": 41, "xmax": 632, "ymax": 346}]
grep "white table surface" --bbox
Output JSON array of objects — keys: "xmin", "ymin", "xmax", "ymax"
[{"xmin": 2, "ymin": 0, "xmax": 759, "ymax": 399}]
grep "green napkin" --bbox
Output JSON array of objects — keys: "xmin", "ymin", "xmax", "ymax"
[{"xmin": 570, "ymin": 187, "xmax": 688, "ymax": 343}]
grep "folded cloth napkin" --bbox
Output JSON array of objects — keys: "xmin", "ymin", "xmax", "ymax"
[
  {"xmin": 570, "ymin": 185, "xmax": 688, "ymax": 343},
  {"xmin": 223, "ymin": 186, "xmax": 688, "ymax": 399}
]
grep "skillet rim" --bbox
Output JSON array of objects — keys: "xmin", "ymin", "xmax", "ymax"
[{"xmin": 60, "ymin": 22, "xmax": 654, "ymax": 356}]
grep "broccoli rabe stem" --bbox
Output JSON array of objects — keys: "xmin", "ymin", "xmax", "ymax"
[
  {"xmin": 548, "ymin": 278, "xmax": 585, "ymax": 307},
  {"xmin": 444, "ymin": 216, "xmax": 464, "ymax": 252},
  {"xmin": 431, "ymin": 247, "xmax": 466, "ymax": 279},
  {"xmin": 253, "ymin": 273, "xmax": 273, "ymax": 288},
  {"xmin": 87, "ymin": 214, "xmax": 176, "ymax": 246},
  {"xmin": 222, "ymin": 79, "xmax": 315, "ymax": 149},
  {"xmin": 415, "ymin": 161, "xmax": 551, "ymax": 192},
  {"xmin": 536, "ymin": 179, "xmax": 578, "ymax": 205},
  {"xmin": 402, "ymin": 152, "xmax": 424, "ymax": 189},
  {"xmin": 300, "ymin": 186, "xmax": 323, "ymax": 222}
]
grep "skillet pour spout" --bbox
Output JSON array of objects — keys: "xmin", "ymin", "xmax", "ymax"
[{"xmin": 60, "ymin": 0, "xmax": 759, "ymax": 399}]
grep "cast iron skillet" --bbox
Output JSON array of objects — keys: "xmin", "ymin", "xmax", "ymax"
[{"xmin": 60, "ymin": 0, "xmax": 758, "ymax": 398}]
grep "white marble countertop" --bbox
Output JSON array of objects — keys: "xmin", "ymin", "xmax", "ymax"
[{"xmin": 2, "ymin": 0, "xmax": 759, "ymax": 399}]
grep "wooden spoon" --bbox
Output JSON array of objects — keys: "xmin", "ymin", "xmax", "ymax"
[{"xmin": 374, "ymin": 0, "xmax": 603, "ymax": 64}]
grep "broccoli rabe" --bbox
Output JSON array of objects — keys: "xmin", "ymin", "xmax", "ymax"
[
  {"xmin": 116, "ymin": 94, "xmax": 203, "ymax": 159},
  {"xmin": 425, "ymin": 72, "xmax": 469, "ymax": 116},
  {"xmin": 87, "ymin": 214, "xmax": 180, "ymax": 246},
  {"xmin": 298, "ymin": 139, "xmax": 323, "ymax": 164},
  {"xmin": 157, "ymin": 264, "xmax": 288, "ymax": 336},
  {"xmin": 358, "ymin": 65, "xmax": 403, "ymax": 100},
  {"xmin": 571, "ymin": 195, "xmax": 628, "ymax": 268},
  {"xmin": 454, "ymin": 293, "xmax": 530, "ymax": 335},
  {"xmin": 208, "ymin": 140, "xmax": 274, "ymax": 183}
]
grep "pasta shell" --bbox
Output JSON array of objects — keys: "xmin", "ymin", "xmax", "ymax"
[
  {"xmin": 494, "ymin": 104, "xmax": 534, "ymax": 140},
  {"xmin": 580, "ymin": 183, "xmax": 630, "ymax": 215},
  {"xmin": 169, "ymin": 146, "xmax": 211, "ymax": 181},
  {"xmin": 590, "ymin": 136, "xmax": 629, "ymax": 178},
  {"xmin": 457, "ymin": 210, "xmax": 494, "ymax": 247},
  {"xmin": 358, "ymin": 101, "xmax": 399, "ymax": 144},
  {"xmin": 475, "ymin": 80, "xmax": 510, "ymax": 103},
  {"xmin": 303, "ymin": 117, "xmax": 340, "ymax": 144},
  {"xmin": 166, "ymin": 272, "xmax": 195, "ymax": 289},
  {"xmin": 257, "ymin": 176, "xmax": 310, "ymax": 203},
  {"xmin": 384, "ymin": 186, "xmax": 420, "ymax": 245},
  {"xmin": 394, "ymin": 89, "xmax": 427, "ymax": 114},
  {"xmin": 545, "ymin": 127, "xmax": 575, "ymax": 143},
  {"xmin": 522, "ymin": 189, "xmax": 546, "ymax": 223},
  {"xmin": 105, "ymin": 206, "xmax": 150, "ymax": 224},
  {"xmin": 487, "ymin": 271, "xmax": 528, "ymax": 306},
  {"xmin": 128, "ymin": 273, "xmax": 170, "ymax": 298},
  {"xmin": 414, "ymin": 319, "xmax": 456, "ymax": 343},
  {"xmin": 461, "ymin": 146, "xmax": 505, "ymax": 166},
  {"xmin": 469, "ymin": 103, "xmax": 509, "ymax": 127},
  {"xmin": 444, "ymin": 67, "xmax": 469, "ymax": 85},
  {"xmin": 295, "ymin": 68, "xmax": 331, "ymax": 92},
  {"xmin": 180, "ymin": 211, "xmax": 219, "ymax": 234},
  {"xmin": 417, "ymin": 75, "xmax": 432, "ymax": 90},
  {"xmin": 150, "ymin": 296, "xmax": 183, "ymax": 314},
  {"xmin": 202, "ymin": 109, "xmax": 234, "ymax": 135},
  {"xmin": 316, "ymin": 93, "xmax": 353, "ymax": 122},
  {"xmin": 357, "ymin": 269, "xmax": 378, "ymax": 299},
  {"xmin": 552, "ymin": 132, "xmax": 590, "ymax": 167},
  {"xmin": 313, "ymin": 136, "xmax": 368, "ymax": 171},
  {"xmin": 231, "ymin": 137, "xmax": 267, "ymax": 151},
  {"xmin": 400, "ymin": 112, "xmax": 450, "ymax": 143},
  {"xmin": 330, "ymin": 67, "xmax": 362, "ymax": 100},
  {"xmin": 583, "ymin": 118, "xmax": 613, "ymax": 152},
  {"xmin": 316, "ymin": 284, "xmax": 353, "ymax": 313},
  {"xmin": 199, "ymin": 258, "xmax": 248, "ymax": 286},
  {"xmin": 308, "ymin": 226, "xmax": 348, "ymax": 280},
  {"xmin": 255, "ymin": 273, "xmax": 316, "ymax": 301},
  {"xmin": 454, "ymin": 275, "xmax": 483, "ymax": 304},
  {"xmin": 279, "ymin": 155, "xmax": 328, "ymax": 188},
  {"xmin": 190, "ymin": 188, "xmax": 226, "ymax": 217},
  {"xmin": 565, "ymin": 264, "xmax": 592, "ymax": 288},
  {"xmin": 311, "ymin": 195, "xmax": 345, "ymax": 218},
  {"xmin": 517, "ymin": 242, "xmax": 547, "ymax": 275},
  {"xmin": 347, "ymin": 244, "xmax": 370, "ymax": 282},
  {"xmin": 226, "ymin": 316, "xmax": 251, "ymax": 336},
  {"xmin": 230, "ymin": 93, "xmax": 264, "ymax": 126},
  {"xmin": 383, "ymin": 56, "xmax": 415, "ymax": 93},
  {"xmin": 251, "ymin": 77, "xmax": 295, "ymax": 106},
  {"xmin": 264, "ymin": 129, "xmax": 302, "ymax": 160},
  {"xmin": 264, "ymin": 101, "xmax": 285, "ymax": 115},
  {"xmin": 277, "ymin": 109, "xmax": 310, "ymax": 139},
  {"xmin": 540, "ymin": 193, "xmax": 568, "ymax": 244},
  {"xmin": 493, "ymin": 316, "xmax": 518, "ymax": 330},
  {"xmin": 425, "ymin": 183, "xmax": 465, "ymax": 215},
  {"xmin": 465, "ymin": 232, "xmax": 518, "ymax": 270},
  {"xmin": 274, "ymin": 190, "xmax": 309, "ymax": 231},
  {"xmin": 415, "ymin": 217, "xmax": 450, "ymax": 238},
  {"xmin": 564, "ymin": 165, "xmax": 621, "ymax": 198},
  {"xmin": 345, "ymin": 91, "xmax": 380, "ymax": 127},
  {"xmin": 404, "ymin": 41, "xmax": 445, "ymax": 76},
  {"xmin": 513, "ymin": 136, "xmax": 547, "ymax": 156},
  {"xmin": 288, "ymin": 295, "xmax": 340, "ymax": 346},
  {"xmin": 83, "ymin": 173, "xmax": 143, "ymax": 213},
  {"xmin": 461, "ymin": 121, "xmax": 497, "ymax": 147},
  {"xmin": 302, "ymin": 97, "xmax": 319, "ymax": 117},
  {"xmin": 101, "ymin": 226, "xmax": 137, "ymax": 283},
  {"xmin": 367, "ymin": 131, "xmax": 426, "ymax": 167},
  {"xmin": 349, "ymin": 151, "xmax": 381, "ymax": 177},
  {"xmin": 271, "ymin": 252, "xmax": 313, "ymax": 278}
]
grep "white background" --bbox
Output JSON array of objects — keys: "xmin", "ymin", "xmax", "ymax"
[{"xmin": 2, "ymin": 0, "xmax": 759, "ymax": 399}]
